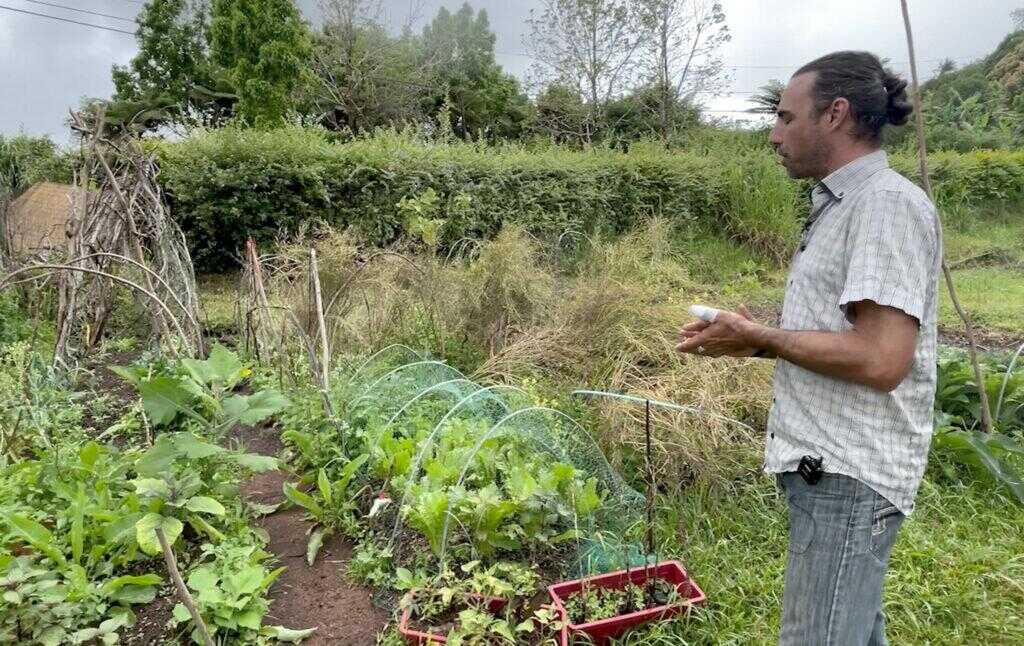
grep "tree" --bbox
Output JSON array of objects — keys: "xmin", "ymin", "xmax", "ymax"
[
  {"xmin": 604, "ymin": 82, "xmax": 700, "ymax": 145},
  {"xmin": 748, "ymin": 79, "xmax": 783, "ymax": 115},
  {"xmin": 934, "ymin": 58, "xmax": 957, "ymax": 77},
  {"xmin": 526, "ymin": 0, "xmax": 646, "ymax": 141},
  {"xmin": 305, "ymin": 0, "xmax": 425, "ymax": 133},
  {"xmin": 532, "ymin": 82, "xmax": 589, "ymax": 145},
  {"xmin": 1012, "ymin": 7, "xmax": 1024, "ymax": 31},
  {"xmin": 638, "ymin": 0, "xmax": 729, "ymax": 141},
  {"xmin": 417, "ymin": 3, "xmax": 530, "ymax": 140},
  {"xmin": 111, "ymin": 0, "xmax": 232, "ymax": 130},
  {"xmin": 210, "ymin": 0, "xmax": 311, "ymax": 126}
]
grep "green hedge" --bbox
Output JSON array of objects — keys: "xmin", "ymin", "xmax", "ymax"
[
  {"xmin": 154, "ymin": 127, "xmax": 1023, "ymax": 272},
  {"xmin": 155, "ymin": 128, "xmax": 799, "ymax": 271},
  {"xmin": 890, "ymin": 150, "xmax": 1024, "ymax": 207}
]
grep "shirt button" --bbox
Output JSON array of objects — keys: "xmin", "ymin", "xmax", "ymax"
[{"xmin": 770, "ymin": 433, "xmax": 775, "ymax": 439}]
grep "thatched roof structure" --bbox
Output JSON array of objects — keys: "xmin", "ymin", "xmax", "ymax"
[{"xmin": 4, "ymin": 182, "xmax": 93, "ymax": 254}]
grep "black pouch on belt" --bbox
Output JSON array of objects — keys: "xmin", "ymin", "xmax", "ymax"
[{"xmin": 797, "ymin": 455, "xmax": 824, "ymax": 485}]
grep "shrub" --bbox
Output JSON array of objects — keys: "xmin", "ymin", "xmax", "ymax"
[
  {"xmin": 155, "ymin": 127, "xmax": 1024, "ymax": 272},
  {"xmin": 890, "ymin": 149, "xmax": 1024, "ymax": 207},
  {"xmin": 155, "ymin": 128, "xmax": 792, "ymax": 271}
]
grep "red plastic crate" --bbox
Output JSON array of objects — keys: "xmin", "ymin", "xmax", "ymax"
[{"xmin": 547, "ymin": 560, "xmax": 705, "ymax": 645}]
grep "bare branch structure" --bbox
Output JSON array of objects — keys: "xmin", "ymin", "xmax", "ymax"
[{"xmin": 0, "ymin": 109, "xmax": 203, "ymax": 369}]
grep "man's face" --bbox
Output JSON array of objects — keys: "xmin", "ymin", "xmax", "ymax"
[{"xmin": 769, "ymin": 73, "xmax": 831, "ymax": 180}]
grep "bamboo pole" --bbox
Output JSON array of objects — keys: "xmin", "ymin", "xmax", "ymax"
[{"xmin": 899, "ymin": 0, "xmax": 994, "ymax": 434}]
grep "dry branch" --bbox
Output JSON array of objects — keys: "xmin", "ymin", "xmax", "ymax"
[{"xmin": 156, "ymin": 527, "xmax": 215, "ymax": 646}]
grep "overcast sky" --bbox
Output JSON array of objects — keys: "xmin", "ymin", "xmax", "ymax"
[{"xmin": 0, "ymin": 0, "xmax": 1019, "ymax": 143}]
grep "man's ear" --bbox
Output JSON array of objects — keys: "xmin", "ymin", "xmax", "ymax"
[{"xmin": 826, "ymin": 97, "xmax": 851, "ymax": 132}]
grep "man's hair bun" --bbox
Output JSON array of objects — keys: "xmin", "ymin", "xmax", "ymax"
[{"xmin": 883, "ymin": 74, "xmax": 913, "ymax": 126}]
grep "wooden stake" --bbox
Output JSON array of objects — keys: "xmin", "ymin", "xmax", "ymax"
[
  {"xmin": 899, "ymin": 0, "xmax": 994, "ymax": 433},
  {"xmin": 309, "ymin": 248, "xmax": 330, "ymax": 393},
  {"xmin": 156, "ymin": 527, "xmax": 214, "ymax": 646}
]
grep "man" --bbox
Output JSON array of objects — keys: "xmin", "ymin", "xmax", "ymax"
[{"xmin": 676, "ymin": 51, "xmax": 940, "ymax": 645}]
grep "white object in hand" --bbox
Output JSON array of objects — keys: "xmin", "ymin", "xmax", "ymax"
[{"xmin": 689, "ymin": 304, "xmax": 721, "ymax": 323}]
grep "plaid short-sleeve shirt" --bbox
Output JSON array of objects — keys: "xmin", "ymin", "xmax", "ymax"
[{"xmin": 764, "ymin": 150, "xmax": 942, "ymax": 515}]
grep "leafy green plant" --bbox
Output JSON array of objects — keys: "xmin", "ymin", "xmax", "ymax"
[
  {"xmin": 113, "ymin": 344, "xmax": 288, "ymax": 434},
  {"xmin": 0, "ymin": 341, "xmax": 85, "ymax": 461},
  {"xmin": 932, "ymin": 350, "xmax": 1024, "ymax": 503},
  {"xmin": 399, "ymin": 562, "xmax": 545, "ymax": 645},
  {"xmin": 0, "ymin": 442, "xmax": 162, "ymax": 645},
  {"xmin": 562, "ymin": 579, "xmax": 680, "ymax": 624},
  {"xmin": 131, "ymin": 431, "xmax": 279, "ymax": 555},
  {"xmin": 170, "ymin": 537, "xmax": 312, "ymax": 644},
  {"xmin": 282, "ymin": 453, "xmax": 369, "ymax": 564},
  {"xmin": 0, "ymin": 556, "xmax": 139, "ymax": 646},
  {"xmin": 347, "ymin": 540, "xmax": 394, "ymax": 588}
]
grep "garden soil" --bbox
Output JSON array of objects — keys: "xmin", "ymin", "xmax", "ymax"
[{"xmin": 235, "ymin": 424, "xmax": 390, "ymax": 645}]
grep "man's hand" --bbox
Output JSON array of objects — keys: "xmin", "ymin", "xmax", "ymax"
[{"xmin": 676, "ymin": 305, "xmax": 761, "ymax": 358}]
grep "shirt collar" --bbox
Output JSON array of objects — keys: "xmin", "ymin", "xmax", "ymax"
[{"xmin": 815, "ymin": 149, "xmax": 889, "ymax": 204}]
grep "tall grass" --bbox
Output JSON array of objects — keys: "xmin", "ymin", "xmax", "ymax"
[{"xmin": 255, "ymin": 220, "xmax": 772, "ymax": 488}]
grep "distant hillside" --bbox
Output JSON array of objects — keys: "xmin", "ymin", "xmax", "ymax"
[{"xmin": 887, "ymin": 30, "xmax": 1024, "ymax": 152}]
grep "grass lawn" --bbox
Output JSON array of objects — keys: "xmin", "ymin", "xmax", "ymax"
[
  {"xmin": 940, "ymin": 266, "xmax": 1024, "ymax": 333},
  {"xmin": 939, "ymin": 203, "xmax": 1024, "ymax": 335}
]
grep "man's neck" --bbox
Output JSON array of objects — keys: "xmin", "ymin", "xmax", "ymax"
[{"xmin": 819, "ymin": 143, "xmax": 882, "ymax": 180}]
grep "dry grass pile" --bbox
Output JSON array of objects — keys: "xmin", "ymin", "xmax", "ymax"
[{"xmin": 253, "ymin": 220, "xmax": 774, "ymax": 484}]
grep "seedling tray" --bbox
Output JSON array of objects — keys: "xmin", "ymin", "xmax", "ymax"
[
  {"xmin": 547, "ymin": 560, "xmax": 705, "ymax": 645},
  {"xmin": 399, "ymin": 593, "xmax": 506, "ymax": 645},
  {"xmin": 399, "ymin": 596, "xmax": 567, "ymax": 645}
]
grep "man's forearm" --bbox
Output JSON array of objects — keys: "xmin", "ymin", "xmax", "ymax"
[{"xmin": 746, "ymin": 325, "xmax": 892, "ymax": 391}]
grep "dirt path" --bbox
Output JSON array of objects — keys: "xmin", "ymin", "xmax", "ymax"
[{"xmin": 234, "ymin": 424, "xmax": 390, "ymax": 645}]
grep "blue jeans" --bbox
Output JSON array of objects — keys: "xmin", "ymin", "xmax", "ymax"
[{"xmin": 777, "ymin": 472, "xmax": 905, "ymax": 646}]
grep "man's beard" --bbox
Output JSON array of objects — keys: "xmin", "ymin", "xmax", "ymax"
[{"xmin": 782, "ymin": 138, "xmax": 830, "ymax": 180}]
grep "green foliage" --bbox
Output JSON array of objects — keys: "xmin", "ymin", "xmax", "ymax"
[
  {"xmin": 0, "ymin": 294, "xmax": 32, "ymax": 345},
  {"xmin": 111, "ymin": 0, "xmax": 232, "ymax": 130},
  {"xmin": 156, "ymin": 126, "xmax": 1024, "ymax": 272},
  {"xmin": 112, "ymin": 344, "xmax": 288, "ymax": 433},
  {"xmin": 155, "ymin": 128, "xmax": 785, "ymax": 270},
  {"xmin": 0, "ymin": 134, "xmax": 74, "ymax": 206},
  {"xmin": 398, "ymin": 562, "xmax": 561, "ymax": 645},
  {"xmin": 0, "ymin": 557, "xmax": 135, "ymax": 646},
  {"xmin": 386, "ymin": 415, "xmax": 603, "ymax": 562},
  {"xmin": 886, "ymin": 31, "xmax": 1024, "ymax": 151},
  {"xmin": 304, "ymin": 8, "xmax": 424, "ymax": 134},
  {"xmin": 0, "ymin": 342, "xmax": 83, "ymax": 461},
  {"xmin": 131, "ymin": 430, "xmax": 279, "ymax": 552},
  {"xmin": 931, "ymin": 350, "xmax": 1024, "ymax": 503},
  {"xmin": 562, "ymin": 580, "xmax": 678, "ymax": 624},
  {"xmin": 347, "ymin": 540, "xmax": 393, "ymax": 589},
  {"xmin": 889, "ymin": 150, "xmax": 1024, "ymax": 208},
  {"xmin": 0, "ymin": 442, "xmax": 161, "ymax": 644},
  {"xmin": 210, "ymin": 0, "xmax": 311, "ymax": 126},
  {"xmin": 281, "ymin": 453, "xmax": 368, "ymax": 564},
  {"xmin": 603, "ymin": 84, "xmax": 702, "ymax": 146},
  {"xmin": 170, "ymin": 538, "xmax": 294, "ymax": 644},
  {"xmin": 419, "ymin": 3, "xmax": 531, "ymax": 140}
]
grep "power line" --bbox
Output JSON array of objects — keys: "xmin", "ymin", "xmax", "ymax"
[
  {"xmin": 23, "ymin": 0, "xmax": 136, "ymax": 23},
  {"xmin": 0, "ymin": 3, "xmax": 135, "ymax": 33}
]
